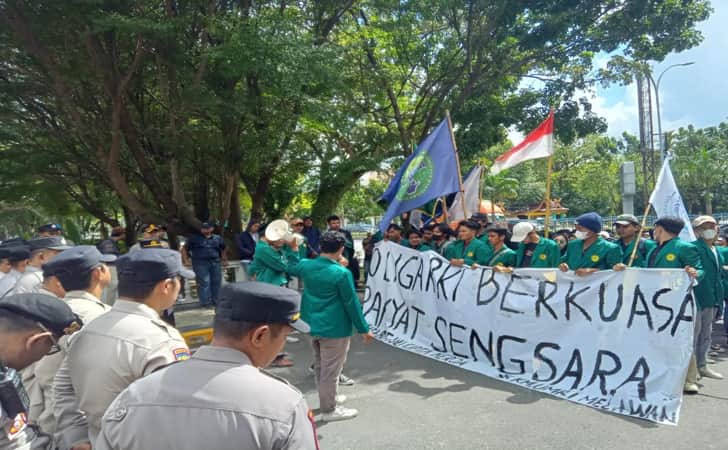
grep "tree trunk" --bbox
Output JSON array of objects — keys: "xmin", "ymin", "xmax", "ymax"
[{"xmin": 705, "ymin": 192, "xmax": 713, "ymax": 215}]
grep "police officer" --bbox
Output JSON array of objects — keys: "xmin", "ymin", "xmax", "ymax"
[
  {"xmin": 559, "ymin": 212, "xmax": 623, "ymax": 275},
  {"xmin": 13, "ymin": 237, "xmax": 72, "ymax": 295},
  {"xmin": 181, "ymin": 222, "xmax": 226, "ymax": 308},
  {"xmin": 36, "ymin": 223, "xmax": 63, "ymax": 237},
  {"xmin": 54, "ymin": 249, "xmax": 194, "ymax": 450},
  {"xmin": 95, "ymin": 282, "xmax": 318, "ymax": 450},
  {"xmin": 0, "ymin": 245, "xmax": 30, "ymax": 298},
  {"xmin": 0, "ymin": 293, "xmax": 81, "ymax": 450},
  {"xmin": 128, "ymin": 224, "xmax": 169, "ymax": 252},
  {"xmin": 29, "ymin": 247, "xmax": 117, "ymax": 433}
]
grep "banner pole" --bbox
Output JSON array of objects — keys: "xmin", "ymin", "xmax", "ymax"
[
  {"xmin": 628, "ymin": 202, "xmax": 652, "ymax": 267},
  {"xmin": 543, "ymin": 156, "xmax": 554, "ymax": 237},
  {"xmin": 446, "ymin": 110, "xmax": 468, "ymax": 220}
]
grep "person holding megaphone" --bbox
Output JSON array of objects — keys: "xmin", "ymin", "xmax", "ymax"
[{"xmin": 249, "ymin": 219, "xmax": 302, "ymax": 367}]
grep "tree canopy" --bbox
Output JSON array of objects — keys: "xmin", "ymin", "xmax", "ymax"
[{"xmin": 0, "ymin": 0, "xmax": 713, "ymax": 237}]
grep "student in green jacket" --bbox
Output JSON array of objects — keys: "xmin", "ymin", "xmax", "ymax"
[
  {"xmin": 405, "ymin": 229, "xmax": 432, "ymax": 252},
  {"xmin": 444, "ymin": 220, "xmax": 491, "ymax": 267},
  {"xmin": 249, "ymin": 237, "xmax": 300, "ymax": 287},
  {"xmin": 691, "ymin": 215, "xmax": 725, "ymax": 381},
  {"xmin": 289, "ymin": 231, "xmax": 374, "ymax": 423},
  {"xmin": 614, "ymin": 214, "xmax": 657, "ymax": 267},
  {"xmin": 560, "ymin": 212, "xmax": 623, "ymax": 275},
  {"xmin": 484, "ymin": 226, "xmax": 516, "ymax": 270},
  {"xmin": 645, "ymin": 216, "xmax": 702, "ymax": 393},
  {"xmin": 509, "ymin": 222, "xmax": 560, "ymax": 268}
]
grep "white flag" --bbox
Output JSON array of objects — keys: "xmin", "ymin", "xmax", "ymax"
[
  {"xmin": 448, "ymin": 165, "xmax": 483, "ymax": 221},
  {"xmin": 648, "ymin": 159, "xmax": 695, "ymax": 241}
]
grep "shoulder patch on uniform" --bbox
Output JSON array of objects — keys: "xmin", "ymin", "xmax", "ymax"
[
  {"xmin": 666, "ymin": 253, "xmax": 676, "ymax": 261},
  {"xmin": 105, "ymin": 407, "xmax": 128, "ymax": 422},
  {"xmin": 173, "ymin": 348, "xmax": 190, "ymax": 361},
  {"xmin": 7, "ymin": 412, "xmax": 28, "ymax": 439},
  {"xmin": 591, "ymin": 255, "xmax": 600, "ymax": 262}
]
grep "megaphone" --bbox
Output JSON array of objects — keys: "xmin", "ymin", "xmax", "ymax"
[{"xmin": 265, "ymin": 219, "xmax": 291, "ymax": 241}]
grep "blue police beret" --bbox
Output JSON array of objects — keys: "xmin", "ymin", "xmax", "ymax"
[
  {"xmin": 42, "ymin": 245, "xmax": 116, "ymax": 278},
  {"xmin": 28, "ymin": 236, "xmax": 72, "ymax": 252},
  {"xmin": 0, "ymin": 293, "xmax": 82, "ymax": 338},
  {"xmin": 215, "ymin": 282, "xmax": 310, "ymax": 333},
  {"xmin": 116, "ymin": 248, "xmax": 195, "ymax": 285}
]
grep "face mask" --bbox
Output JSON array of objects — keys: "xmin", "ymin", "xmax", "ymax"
[
  {"xmin": 702, "ymin": 229, "xmax": 717, "ymax": 240},
  {"xmin": 574, "ymin": 230, "xmax": 589, "ymax": 240}
]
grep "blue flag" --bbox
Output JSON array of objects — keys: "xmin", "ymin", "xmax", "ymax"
[{"xmin": 379, "ymin": 118, "xmax": 461, "ymax": 232}]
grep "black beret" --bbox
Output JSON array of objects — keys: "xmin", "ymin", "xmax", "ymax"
[
  {"xmin": 116, "ymin": 248, "xmax": 194, "ymax": 285},
  {"xmin": 0, "ymin": 293, "xmax": 82, "ymax": 337},
  {"xmin": 28, "ymin": 236, "xmax": 72, "ymax": 252},
  {"xmin": 42, "ymin": 245, "xmax": 116, "ymax": 278},
  {"xmin": 216, "ymin": 282, "xmax": 310, "ymax": 333}
]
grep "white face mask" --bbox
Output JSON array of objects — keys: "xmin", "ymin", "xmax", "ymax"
[
  {"xmin": 574, "ymin": 230, "xmax": 589, "ymax": 240},
  {"xmin": 702, "ymin": 229, "xmax": 717, "ymax": 240}
]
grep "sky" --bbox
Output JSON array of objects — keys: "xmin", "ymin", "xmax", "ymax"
[{"xmin": 588, "ymin": 1, "xmax": 727, "ymax": 138}]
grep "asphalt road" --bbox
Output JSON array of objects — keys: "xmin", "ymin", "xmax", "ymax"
[{"xmin": 176, "ymin": 308, "xmax": 728, "ymax": 450}]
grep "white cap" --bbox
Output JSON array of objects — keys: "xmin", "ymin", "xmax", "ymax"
[
  {"xmin": 510, "ymin": 222, "xmax": 535, "ymax": 243},
  {"xmin": 692, "ymin": 215, "xmax": 716, "ymax": 228}
]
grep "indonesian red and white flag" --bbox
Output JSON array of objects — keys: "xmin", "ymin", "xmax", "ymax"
[{"xmin": 491, "ymin": 111, "xmax": 554, "ymax": 174}]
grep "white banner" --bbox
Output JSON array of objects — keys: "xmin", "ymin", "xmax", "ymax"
[{"xmin": 364, "ymin": 242, "xmax": 695, "ymax": 425}]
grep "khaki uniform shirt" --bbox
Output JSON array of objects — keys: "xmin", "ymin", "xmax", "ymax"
[
  {"xmin": 95, "ymin": 346, "xmax": 318, "ymax": 450},
  {"xmin": 0, "ymin": 269, "xmax": 22, "ymax": 298},
  {"xmin": 54, "ymin": 299, "xmax": 189, "ymax": 450},
  {"xmin": 11, "ymin": 266, "xmax": 43, "ymax": 295},
  {"xmin": 30, "ymin": 291, "xmax": 110, "ymax": 433}
]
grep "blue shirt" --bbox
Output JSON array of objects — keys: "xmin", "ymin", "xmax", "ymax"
[{"xmin": 186, "ymin": 234, "xmax": 225, "ymax": 261}]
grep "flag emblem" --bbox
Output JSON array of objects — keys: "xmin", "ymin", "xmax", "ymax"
[
  {"xmin": 666, "ymin": 253, "xmax": 676, "ymax": 262},
  {"xmin": 591, "ymin": 255, "xmax": 600, "ymax": 262},
  {"xmin": 396, "ymin": 153, "xmax": 434, "ymax": 201},
  {"xmin": 539, "ymin": 254, "xmax": 547, "ymax": 260}
]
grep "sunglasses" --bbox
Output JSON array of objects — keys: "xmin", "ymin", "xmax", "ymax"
[{"xmin": 36, "ymin": 322, "xmax": 61, "ymax": 355}]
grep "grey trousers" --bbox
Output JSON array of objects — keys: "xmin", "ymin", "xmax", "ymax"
[
  {"xmin": 694, "ymin": 306, "xmax": 715, "ymax": 368},
  {"xmin": 312, "ymin": 336, "xmax": 351, "ymax": 413}
]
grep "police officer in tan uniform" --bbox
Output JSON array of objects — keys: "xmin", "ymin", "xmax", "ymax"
[
  {"xmin": 96, "ymin": 282, "xmax": 319, "ymax": 450},
  {"xmin": 0, "ymin": 293, "xmax": 81, "ymax": 450},
  {"xmin": 54, "ymin": 249, "xmax": 194, "ymax": 450},
  {"xmin": 29, "ymin": 246, "xmax": 116, "ymax": 434},
  {"xmin": 12, "ymin": 237, "xmax": 72, "ymax": 295}
]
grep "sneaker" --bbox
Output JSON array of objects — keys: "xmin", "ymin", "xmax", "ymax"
[
  {"xmin": 335, "ymin": 394, "xmax": 347, "ymax": 404},
  {"xmin": 338, "ymin": 374, "xmax": 355, "ymax": 386},
  {"xmin": 270, "ymin": 356, "xmax": 294, "ymax": 368},
  {"xmin": 286, "ymin": 336, "xmax": 300, "ymax": 343},
  {"xmin": 707, "ymin": 356, "xmax": 717, "ymax": 363},
  {"xmin": 699, "ymin": 366, "xmax": 724, "ymax": 379},
  {"xmin": 321, "ymin": 406, "xmax": 358, "ymax": 422},
  {"xmin": 683, "ymin": 382, "xmax": 699, "ymax": 394},
  {"xmin": 711, "ymin": 344, "xmax": 726, "ymax": 352},
  {"xmin": 308, "ymin": 364, "xmax": 315, "ymax": 373}
]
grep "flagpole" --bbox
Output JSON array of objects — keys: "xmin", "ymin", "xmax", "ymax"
[
  {"xmin": 543, "ymin": 156, "xmax": 554, "ymax": 237},
  {"xmin": 628, "ymin": 203, "xmax": 652, "ymax": 267},
  {"xmin": 446, "ymin": 110, "xmax": 468, "ymax": 220}
]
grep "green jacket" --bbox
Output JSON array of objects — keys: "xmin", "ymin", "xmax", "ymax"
[
  {"xmin": 719, "ymin": 246, "xmax": 728, "ymax": 295},
  {"xmin": 516, "ymin": 238, "xmax": 560, "ymax": 268},
  {"xmin": 488, "ymin": 245, "xmax": 517, "ymax": 267},
  {"xmin": 561, "ymin": 237, "xmax": 622, "ymax": 270},
  {"xmin": 409, "ymin": 243, "xmax": 433, "ymax": 252},
  {"xmin": 289, "ymin": 256, "xmax": 369, "ymax": 338},
  {"xmin": 444, "ymin": 239, "xmax": 491, "ymax": 266},
  {"xmin": 618, "ymin": 238, "xmax": 657, "ymax": 268},
  {"xmin": 249, "ymin": 240, "xmax": 300, "ymax": 286},
  {"xmin": 645, "ymin": 237, "xmax": 703, "ymax": 272},
  {"xmin": 692, "ymin": 239, "xmax": 725, "ymax": 309}
]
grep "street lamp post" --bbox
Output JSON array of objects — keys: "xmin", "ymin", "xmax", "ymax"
[{"xmin": 644, "ymin": 62, "xmax": 695, "ymax": 164}]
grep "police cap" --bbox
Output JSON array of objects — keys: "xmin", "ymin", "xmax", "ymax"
[
  {"xmin": 42, "ymin": 245, "xmax": 117, "ymax": 278},
  {"xmin": 216, "ymin": 281, "xmax": 310, "ymax": 333},
  {"xmin": 0, "ymin": 293, "xmax": 82, "ymax": 338},
  {"xmin": 28, "ymin": 236, "xmax": 73, "ymax": 252},
  {"xmin": 37, "ymin": 223, "xmax": 63, "ymax": 233},
  {"xmin": 116, "ymin": 248, "xmax": 195, "ymax": 285}
]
